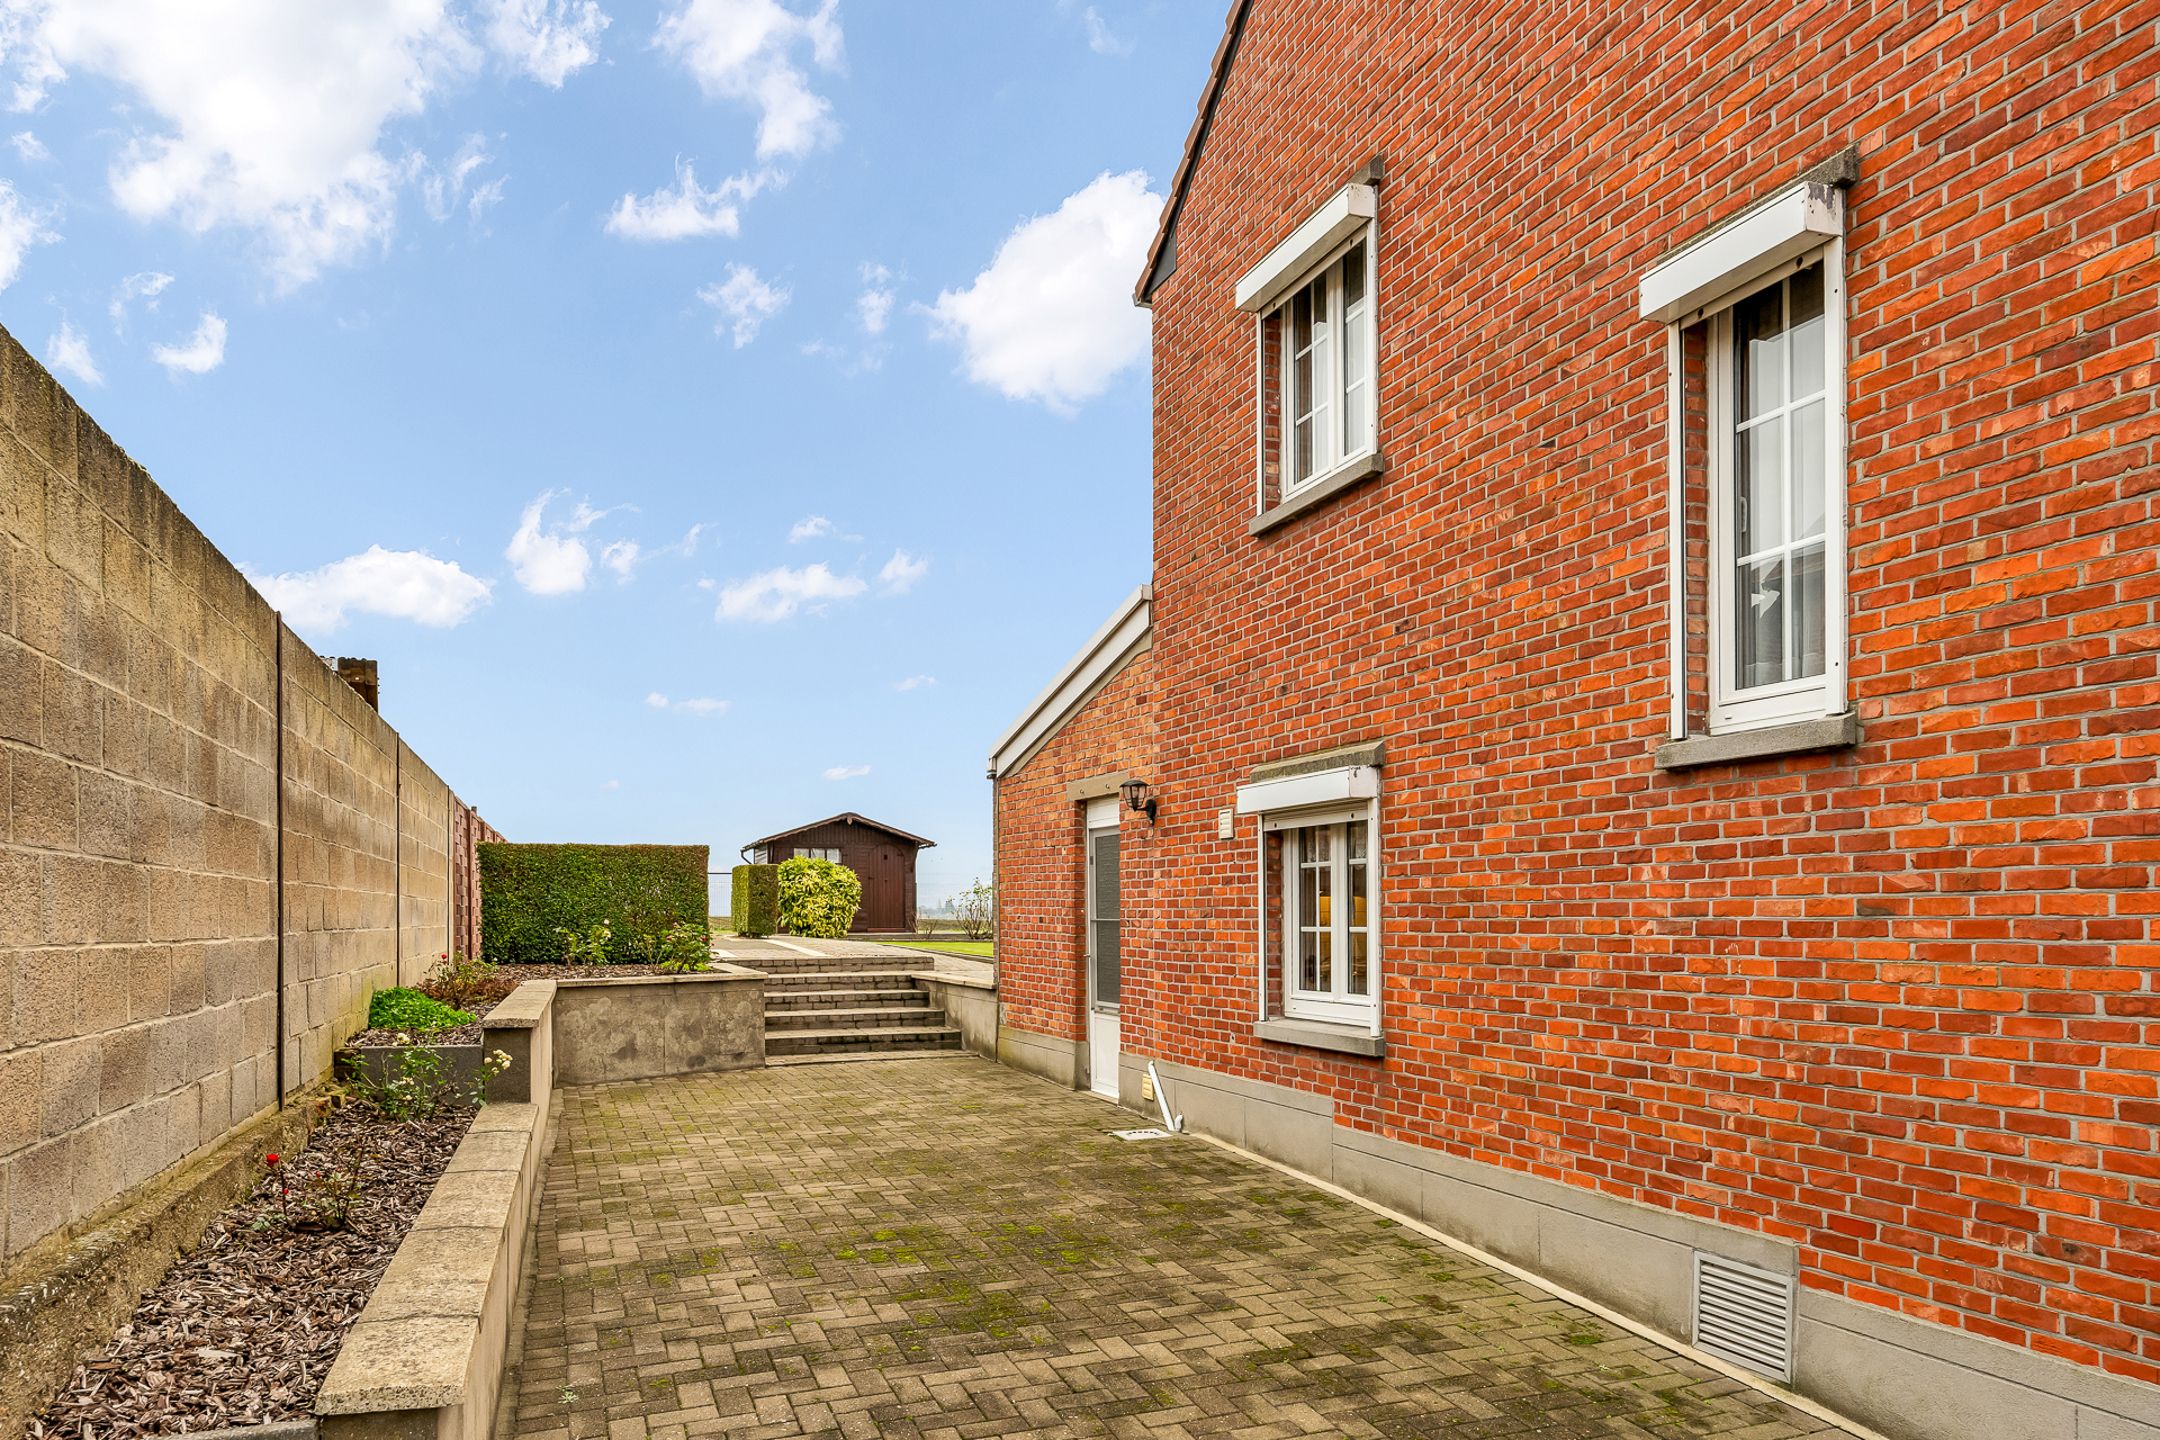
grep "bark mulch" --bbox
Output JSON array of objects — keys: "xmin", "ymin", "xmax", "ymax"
[{"xmin": 28, "ymin": 1103, "xmax": 473, "ymax": 1439}]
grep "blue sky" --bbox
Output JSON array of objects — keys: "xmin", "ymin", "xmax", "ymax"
[{"xmin": 0, "ymin": 0, "xmax": 1223, "ymax": 908}]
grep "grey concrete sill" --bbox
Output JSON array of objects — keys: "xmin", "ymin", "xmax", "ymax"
[
  {"xmin": 1250, "ymin": 452, "xmax": 1385, "ymax": 534},
  {"xmin": 1655, "ymin": 711, "xmax": 1861, "ymax": 771},
  {"xmin": 1253, "ymin": 1017, "xmax": 1386, "ymax": 1058}
]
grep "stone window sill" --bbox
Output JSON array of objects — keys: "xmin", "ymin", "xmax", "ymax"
[
  {"xmin": 1253, "ymin": 1017, "xmax": 1385, "ymax": 1058},
  {"xmin": 1654, "ymin": 711, "xmax": 1861, "ymax": 770},
  {"xmin": 1250, "ymin": 452, "xmax": 1385, "ymax": 535}
]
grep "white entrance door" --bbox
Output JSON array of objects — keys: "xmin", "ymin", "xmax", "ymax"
[{"xmin": 1085, "ymin": 798, "xmax": 1121, "ymax": 1098}]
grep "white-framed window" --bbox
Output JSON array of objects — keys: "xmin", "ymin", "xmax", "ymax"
[
  {"xmin": 793, "ymin": 846, "xmax": 841, "ymax": 863},
  {"xmin": 1641, "ymin": 179, "xmax": 1849, "ymax": 740},
  {"xmin": 1276, "ymin": 806, "xmax": 1375, "ymax": 1025},
  {"xmin": 1708, "ymin": 257, "xmax": 1843, "ymax": 731},
  {"xmin": 1276, "ymin": 236, "xmax": 1376, "ymax": 496}
]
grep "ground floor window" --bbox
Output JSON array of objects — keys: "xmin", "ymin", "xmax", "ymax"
[
  {"xmin": 1265, "ymin": 805, "xmax": 1376, "ymax": 1027},
  {"xmin": 793, "ymin": 846, "xmax": 842, "ymax": 862}
]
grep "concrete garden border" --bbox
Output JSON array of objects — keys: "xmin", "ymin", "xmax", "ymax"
[
  {"xmin": 314, "ymin": 982, "xmax": 557, "ymax": 1440},
  {"xmin": 312, "ymin": 968, "xmax": 771, "ymax": 1440},
  {"xmin": 912, "ymin": 971, "xmax": 996, "ymax": 1057}
]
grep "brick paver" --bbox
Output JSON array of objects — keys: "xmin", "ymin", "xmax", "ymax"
[{"xmin": 505, "ymin": 1058, "xmax": 1859, "ymax": 1440}]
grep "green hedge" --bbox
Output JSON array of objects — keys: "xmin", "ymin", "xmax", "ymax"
[
  {"xmin": 777, "ymin": 856, "xmax": 862, "ymax": 938},
  {"xmin": 731, "ymin": 864, "xmax": 778, "ymax": 937},
  {"xmin": 479, "ymin": 843, "xmax": 710, "ymax": 964}
]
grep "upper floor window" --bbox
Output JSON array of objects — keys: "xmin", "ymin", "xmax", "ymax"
[
  {"xmin": 1640, "ymin": 178, "xmax": 1850, "ymax": 746},
  {"xmin": 1712, "ymin": 260, "xmax": 1838, "ymax": 730},
  {"xmin": 1280, "ymin": 238, "xmax": 1376, "ymax": 494},
  {"xmin": 1237, "ymin": 182, "xmax": 1382, "ymax": 522}
]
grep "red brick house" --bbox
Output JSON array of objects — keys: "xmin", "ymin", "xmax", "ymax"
[{"xmin": 988, "ymin": 4, "xmax": 2160, "ymax": 1439}]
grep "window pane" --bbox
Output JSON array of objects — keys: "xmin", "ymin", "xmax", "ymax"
[
  {"xmin": 1738, "ymin": 415, "xmax": 1785, "ymax": 556},
  {"xmin": 1736, "ymin": 285, "xmax": 1785, "ymax": 421},
  {"xmin": 1349, "ymin": 928, "xmax": 1369, "ymax": 998},
  {"xmin": 1312, "ymin": 926, "xmax": 1333, "ymax": 991},
  {"xmin": 1341, "ymin": 241, "xmax": 1365, "ymax": 307},
  {"xmin": 1790, "ymin": 263, "xmax": 1826, "ymax": 398},
  {"xmin": 1793, "ymin": 542, "xmax": 1827, "ymax": 680},
  {"xmin": 1791, "ymin": 398, "xmax": 1826, "ymax": 540},
  {"xmin": 1735, "ymin": 554, "xmax": 1787, "ymax": 690},
  {"xmin": 1347, "ymin": 840, "xmax": 1369, "ymax": 997},
  {"xmin": 1299, "ymin": 929, "xmax": 1319, "ymax": 991}
]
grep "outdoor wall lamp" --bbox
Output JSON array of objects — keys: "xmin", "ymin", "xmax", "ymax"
[{"xmin": 1120, "ymin": 776, "xmax": 1158, "ymax": 823}]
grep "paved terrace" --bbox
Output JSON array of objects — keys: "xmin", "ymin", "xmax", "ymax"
[{"xmin": 503, "ymin": 1057, "xmax": 1860, "ymax": 1440}]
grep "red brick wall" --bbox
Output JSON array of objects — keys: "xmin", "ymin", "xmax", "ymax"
[
  {"xmin": 451, "ymin": 798, "xmax": 502, "ymax": 963},
  {"xmin": 1128, "ymin": 0, "xmax": 2159, "ymax": 1385},
  {"xmin": 994, "ymin": 650, "xmax": 1156, "ymax": 1044}
]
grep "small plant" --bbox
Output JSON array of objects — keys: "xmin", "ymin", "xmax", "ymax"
[
  {"xmin": 556, "ymin": 920, "xmax": 613, "ymax": 965},
  {"xmin": 950, "ymin": 878, "xmax": 994, "ymax": 942},
  {"xmin": 257, "ymin": 1151, "xmax": 364, "ymax": 1233},
  {"xmin": 654, "ymin": 920, "xmax": 713, "ymax": 974},
  {"xmin": 777, "ymin": 856, "xmax": 862, "ymax": 938},
  {"xmin": 421, "ymin": 952, "xmax": 506, "ymax": 1011},
  {"xmin": 368, "ymin": 987, "xmax": 477, "ymax": 1034},
  {"xmin": 346, "ymin": 1036, "xmax": 513, "ymax": 1120}
]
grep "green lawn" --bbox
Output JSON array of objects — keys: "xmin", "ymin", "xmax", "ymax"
[{"xmin": 869, "ymin": 937, "xmax": 994, "ymax": 959}]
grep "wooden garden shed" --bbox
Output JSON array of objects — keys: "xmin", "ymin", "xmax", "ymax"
[{"xmin": 741, "ymin": 813, "xmax": 937, "ymax": 933}]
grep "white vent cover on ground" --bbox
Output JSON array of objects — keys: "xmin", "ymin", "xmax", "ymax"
[
  {"xmin": 1112, "ymin": 1127, "xmax": 1171, "ymax": 1142},
  {"xmin": 1693, "ymin": 1253, "xmax": 1795, "ymax": 1381}
]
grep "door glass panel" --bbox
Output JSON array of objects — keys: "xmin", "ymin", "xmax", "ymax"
[{"xmin": 1089, "ymin": 830, "xmax": 1120, "ymax": 1008}]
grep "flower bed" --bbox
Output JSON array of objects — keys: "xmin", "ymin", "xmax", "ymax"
[{"xmin": 27, "ymin": 1103, "xmax": 472, "ymax": 1438}]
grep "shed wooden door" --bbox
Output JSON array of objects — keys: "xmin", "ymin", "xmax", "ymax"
[{"xmin": 852, "ymin": 840, "xmax": 907, "ymax": 931}]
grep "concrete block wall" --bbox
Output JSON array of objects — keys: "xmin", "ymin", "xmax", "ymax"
[
  {"xmin": 396, "ymin": 744, "xmax": 452, "ymax": 987},
  {"xmin": 0, "ymin": 324, "xmax": 478, "ymax": 1263}
]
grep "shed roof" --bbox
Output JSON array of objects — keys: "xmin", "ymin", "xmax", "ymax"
[{"xmin": 742, "ymin": 812, "xmax": 938, "ymax": 853}]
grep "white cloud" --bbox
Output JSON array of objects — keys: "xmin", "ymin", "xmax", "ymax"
[
  {"xmin": 109, "ymin": 270, "xmax": 173, "ymax": 329},
  {"xmin": 10, "ymin": 130, "xmax": 47, "ymax": 162},
  {"xmin": 654, "ymin": 0, "xmax": 843, "ymax": 160},
  {"xmin": 247, "ymin": 545, "xmax": 492, "ymax": 633},
  {"xmin": 603, "ymin": 777, "xmax": 620, "ymax": 790},
  {"xmin": 856, "ymin": 260, "xmax": 893, "ymax": 334},
  {"xmin": 416, "ymin": 134, "xmax": 500, "ymax": 222},
  {"xmin": 697, "ymin": 263, "xmax": 788, "ymax": 346},
  {"xmin": 0, "ymin": 181, "xmax": 57, "ymax": 292},
  {"xmin": 893, "ymin": 674, "xmax": 934, "ymax": 692},
  {"xmin": 9, "ymin": 0, "xmax": 475, "ymax": 288},
  {"xmin": 788, "ymin": 514, "xmax": 834, "ymax": 543},
  {"xmin": 149, "ymin": 310, "xmax": 226, "ymax": 376},
  {"xmin": 482, "ymin": 0, "xmax": 609, "ymax": 86},
  {"xmin": 1063, "ymin": 2, "xmax": 1131, "ymax": 56},
  {"xmin": 878, "ymin": 548, "xmax": 927, "ymax": 595},
  {"xmin": 605, "ymin": 161, "xmax": 771, "ymax": 241},
  {"xmin": 601, "ymin": 538, "xmax": 641, "ymax": 581},
  {"xmin": 822, "ymin": 763, "xmax": 869, "ymax": 781},
  {"xmin": 466, "ymin": 174, "xmax": 507, "ymax": 223},
  {"xmin": 505, "ymin": 490, "xmax": 601, "ymax": 594},
  {"xmin": 926, "ymin": 169, "xmax": 1158, "ymax": 414},
  {"xmin": 646, "ymin": 691, "xmax": 729, "ymax": 715},
  {"xmin": 45, "ymin": 319, "xmax": 100, "ymax": 387},
  {"xmin": 714, "ymin": 561, "xmax": 863, "ymax": 622}
]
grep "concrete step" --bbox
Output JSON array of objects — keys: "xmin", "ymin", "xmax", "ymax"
[
  {"xmin": 722, "ymin": 954, "xmax": 920, "ymax": 975},
  {"xmin": 764, "ymin": 1005, "xmax": 946, "ymax": 1032},
  {"xmin": 765, "ymin": 987, "xmax": 933, "ymax": 1012},
  {"xmin": 764, "ymin": 1026, "xmax": 964, "ymax": 1057},
  {"xmin": 759, "ymin": 970, "xmax": 924, "ymax": 991}
]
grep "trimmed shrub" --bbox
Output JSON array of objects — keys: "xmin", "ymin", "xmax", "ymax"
[
  {"xmin": 367, "ymin": 987, "xmax": 476, "ymax": 1034},
  {"xmin": 777, "ymin": 856, "xmax": 862, "ymax": 938},
  {"xmin": 479, "ymin": 843, "xmax": 709, "ymax": 964},
  {"xmin": 731, "ymin": 864, "xmax": 779, "ymax": 937}
]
